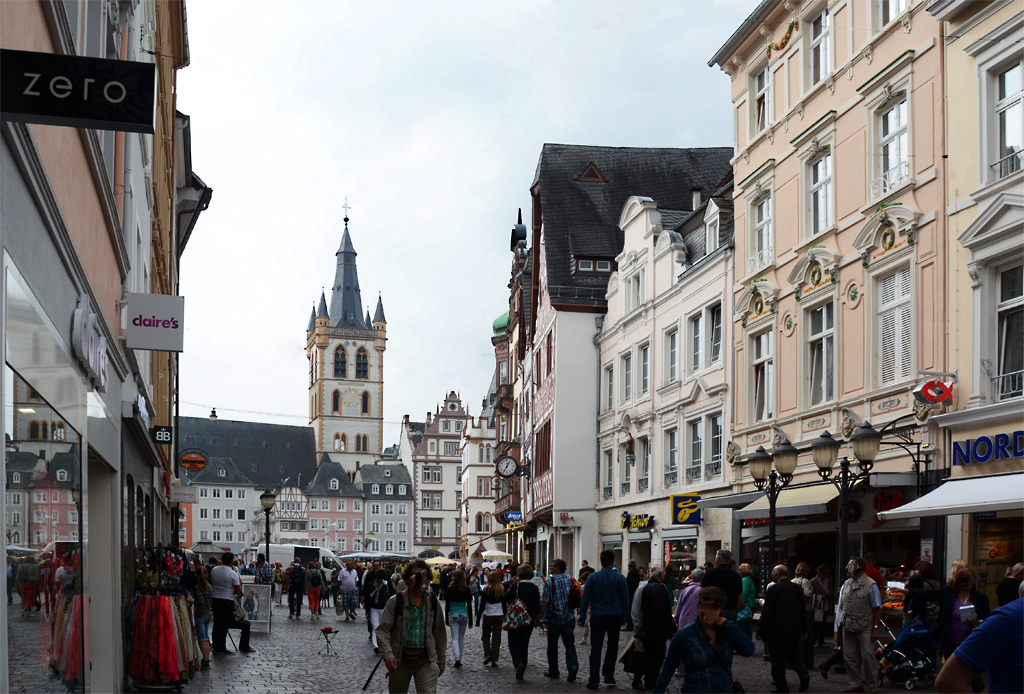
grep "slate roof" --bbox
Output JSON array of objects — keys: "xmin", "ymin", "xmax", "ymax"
[
  {"xmin": 373, "ymin": 296, "xmax": 386, "ymax": 324},
  {"xmin": 480, "ymin": 369, "xmax": 497, "ymax": 420},
  {"xmin": 304, "ymin": 456, "xmax": 362, "ymax": 497},
  {"xmin": 187, "ymin": 457, "xmax": 256, "ymax": 487},
  {"xmin": 307, "ymin": 306, "xmax": 316, "ymax": 330},
  {"xmin": 354, "ymin": 463, "xmax": 414, "ymax": 500},
  {"xmin": 178, "ymin": 417, "xmax": 318, "ymax": 491},
  {"xmin": 405, "ymin": 420, "xmax": 425, "ymax": 449},
  {"xmin": 673, "ymin": 180, "xmax": 736, "ymax": 276},
  {"xmin": 317, "ymin": 292, "xmax": 329, "ymax": 319},
  {"xmin": 532, "ymin": 144, "xmax": 733, "ymax": 308},
  {"xmin": 328, "ymin": 223, "xmax": 369, "ymax": 329}
]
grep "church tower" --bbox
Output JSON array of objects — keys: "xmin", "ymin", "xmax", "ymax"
[{"xmin": 307, "ymin": 212, "xmax": 386, "ymax": 469}]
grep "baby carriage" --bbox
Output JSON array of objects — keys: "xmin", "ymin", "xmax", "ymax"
[{"xmin": 875, "ymin": 618, "xmax": 940, "ymax": 690}]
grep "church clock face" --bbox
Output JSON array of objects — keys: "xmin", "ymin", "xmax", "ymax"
[{"xmin": 343, "ymin": 388, "xmax": 359, "ymax": 407}]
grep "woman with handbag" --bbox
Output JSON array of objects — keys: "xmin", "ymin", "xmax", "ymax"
[
  {"xmin": 737, "ymin": 564, "xmax": 757, "ymax": 640},
  {"xmin": 444, "ymin": 569, "xmax": 474, "ymax": 668},
  {"xmin": 505, "ymin": 564, "xmax": 541, "ymax": 680},
  {"xmin": 477, "ymin": 570, "xmax": 508, "ymax": 667}
]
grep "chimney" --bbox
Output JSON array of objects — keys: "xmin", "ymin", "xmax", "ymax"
[
  {"xmin": 297, "ymin": 473, "xmax": 302, "ymax": 489},
  {"xmin": 355, "ymin": 460, "xmax": 360, "ymax": 470},
  {"xmin": 426, "ymin": 412, "xmax": 432, "ymax": 426},
  {"xmin": 692, "ymin": 188, "xmax": 701, "ymax": 209}
]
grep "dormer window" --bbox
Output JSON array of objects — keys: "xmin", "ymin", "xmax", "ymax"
[
  {"xmin": 218, "ymin": 468, "xmax": 226, "ymax": 478},
  {"xmin": 56, "ymin": 469, "xmax": 68, "ymax": 482},
  {"xmin": 579, "ymin": 260, "xmax": 594, "ymax": 271},
  {"xmin": 399, "ymin": 485, "xmax": 406, "ymax": 495},
  {"xmin": 384, "ymin": 469, "xmax": 391, "ymax": 477},
  {"xmin": 371, "ymin": 484, "xmax": 380, "ymax": 494},
  {"xmin": 386, "ymin": 485, "xmax": 394, "ymax": 495},
  {"xmin": 330, "ymin": 478, "xmax": 339, "ymax": 491},
  {"xmin": 596, "ymin": 261, "xmax": 611, "ymax": 271}
]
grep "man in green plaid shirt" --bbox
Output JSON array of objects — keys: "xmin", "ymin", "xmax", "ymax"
[{"xmin": 377, "ymin": 559, "xmax": 448, "ymax": 693}]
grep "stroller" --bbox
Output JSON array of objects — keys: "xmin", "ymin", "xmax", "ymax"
[{"xmin": 875, "ymin": 618, "xmax": 940, "ymax": 690}]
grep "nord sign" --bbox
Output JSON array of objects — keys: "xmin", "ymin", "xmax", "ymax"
[{"xmin": 1, "ymin": 49, "xmax": 156, "ymax": 133}]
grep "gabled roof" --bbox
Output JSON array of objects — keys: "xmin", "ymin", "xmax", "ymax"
[
  {"xmin": 178, "ymin": 417, "xmax": 318, "ymax": 491},
  {"xmin": 532, "ymin": 144, "xmax": 733, "ymax": 308},
  {"xmin": 305, "ymin": 456, "xmax": 362, "ymax": 497},
  {"xmin": 404, "ymin": 420, "xmax": 426, "ymax": 449},
  {"xmin": 187, "ymin": 457, "xmax": 255, "ymax": 487},
  {"xmin": 354, "ymin": 463, "xmax": 412, "ymax": 485}
]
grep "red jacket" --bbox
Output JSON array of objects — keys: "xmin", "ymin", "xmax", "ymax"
[{"xmin": 864, "ymin": 565, "xmax": 885, "ymax": 587}]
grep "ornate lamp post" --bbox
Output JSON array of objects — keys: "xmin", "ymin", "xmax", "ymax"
[
  {"xmin": 812, "ymin": 422, "xmax": 882, "ymax": 570},
  {"xmin": 747, "ymin": 439, "xmax": 798, "ymax": 567},
  {"xmin": 259, "ymin": 490, "xmax": 276, "ymax": 564}
]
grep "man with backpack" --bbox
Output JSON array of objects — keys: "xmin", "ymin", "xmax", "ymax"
[
  {"xmin": 287, "ymin": 559, "xmax": 306, "ymax": 619},
  {"xmin": 540, "ymin": 558, "xmax": 580, "ymax": 682},
  {"xmin": 376, "ymin": 559, "xmax": 448, "ymax": 693}
]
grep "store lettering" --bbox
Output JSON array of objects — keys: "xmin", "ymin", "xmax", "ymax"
[
  {"xmin": 872, "ymin": 488, "xmax": 904, "ymax": 527},
  {"xmin": 952, "ymin": 431, "xmax": 1024, "ymax": 466},
  {"xmin": 132, "ymin": 314, "xmax": 180, "ymax": 329},
  {"xmin": 621, "ymin": 512, "xmax": 654, "ymax": 530},
  {"xmin": 71, "ymin": 294, "xmax": 108, "ymax": 392}
]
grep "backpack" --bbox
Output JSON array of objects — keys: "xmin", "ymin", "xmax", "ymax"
[
  {"xmin": 310, "ymin": 570, "xmax": 322, "ymax": 588},
  {"xmin": 568, "ymin": 577, "xmax": 583, "ymax": 610},
  {"xmin": 291, "ymin": 566, "xmax": 305, "ymax": 587}
]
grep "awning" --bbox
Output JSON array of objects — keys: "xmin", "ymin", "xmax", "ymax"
[
  {"xmin": 877, "ymin": 473, "xmax": 1024, "ymax": 521},
  {"xmin": 697, "ymin": 491, "xmax": 764, "ymax": 509},
  {"xmin": 742, "ymin": 533, "xmax": 766, "ymax": 544},
  {"xmin": 734, "ymin": 484, "xmax": 840, "ymax": 520}
]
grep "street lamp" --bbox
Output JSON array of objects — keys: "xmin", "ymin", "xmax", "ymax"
[
  {"xmin": 812, "ymin": 423, "xmax": 882, "ymax": 571},
  {"xmin": 747, "ymin": 439, "xmax": 798, "ymax": 568},
  {"xmin": 260, "ymin": 489, "xmax": 275, "ymax": 561}
]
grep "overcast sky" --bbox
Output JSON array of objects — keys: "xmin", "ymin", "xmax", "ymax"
[{"xmin": 175, "ymin": 0, "xmax": 756, "ymax": 448}]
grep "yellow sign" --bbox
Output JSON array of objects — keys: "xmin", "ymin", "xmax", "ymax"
[
  {"xmin": 621, "ymin": 512, "xmax": 654, "ymax": 530},
  {"xmin": 670, "ymin": 495, "xmax": 701, "ymax": 525}
]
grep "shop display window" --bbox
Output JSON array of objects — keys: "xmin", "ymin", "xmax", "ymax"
[
  {"xmin": 975, "ymin": 519, "xmax": 1023, "ymax": 607},
  {"xmin": 664, "ymin": 539, "xmax": 697, "ymax": 577},
  {"xmin": 4, "ymin": 366, "xmax": 85, "ymax": 692}
]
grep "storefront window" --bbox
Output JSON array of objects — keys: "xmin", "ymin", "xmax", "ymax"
[
  {"xmin": 664, "ymin": 539, "xmax": 697, "ymax": 576},
  {"xmin": 975, "ymin": 519, "xmax": 1023, "ymax": 607},
  {"xmin": 5, "ymin": 366, "xmax": 85, "ymax": 692},
  {"xmin": 602, "ymin": 540, "xmax": 623, "ymax": 572}
]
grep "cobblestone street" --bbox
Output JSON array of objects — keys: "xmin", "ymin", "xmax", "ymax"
[{"xmin": 182, "ymin": 601, "xmax": 938, "ymax": 694}]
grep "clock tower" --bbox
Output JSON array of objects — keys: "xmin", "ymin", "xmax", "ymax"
[{"xmin": 306, "ymin": 213, "xmax": 387, "ymax": 469}]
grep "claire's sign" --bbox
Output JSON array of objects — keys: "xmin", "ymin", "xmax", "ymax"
[
  {"xmin": 72, "ymin": 294, "xmax": 108, "ymax": 392},
  {"xmin": 1, "ymin": 49, "xmax": 156, "ymax": 133},
  {"xmin": 125, "ymin": 292, "xmax": 185, "ymax": 352}
]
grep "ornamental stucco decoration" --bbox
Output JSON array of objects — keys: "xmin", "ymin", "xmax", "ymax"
[
  {"xmin": 786, "ymin": 246, "xmax": 841, "ymax": 290},
  {"xmin": 766, "ymin": 20, "xmax": 799, "ymax": 57},
  {"xmin": 726, "ymin": 441, "xmax": 737, "ymax": 464},
  {"xmin": 854, "ymin": 203, "xmax": 920, "ymax": 255}
]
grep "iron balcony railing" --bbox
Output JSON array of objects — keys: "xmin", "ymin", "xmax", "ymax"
[
  {"xmin": 664, "ymin": 470, "xmax": 678, "ymax": 486},
  {"xmin": 995, "ymin": 369, "xmax": 1023, "ymax": 400},
  {"xmin": 637, "ymin": 478, "xmax": 649, "ymax": 491},
  {"xmin": 602, "ymin": 486, "xmax": 613, "ymax": 499},
  {"xmin": 992, "ymin": 150, "xmax": 1023, "ymax": 180},
  {"xmin": 706, "ymin": 459, "xmax": 722, "ymax": 477},
  {"xmin": 686, "ymin": 465, "xmax": 702, "ymax": 481},
  {"xmin": 870, "ymin": 160, "xmax": 910, "ymax": 199},
  {"xmin": 747, "ymin": 247, "xmax": 773, "ymax": 275},
  {"xmin": 620, "ymin": 481, "xmax": 631, "ymax": 495}
]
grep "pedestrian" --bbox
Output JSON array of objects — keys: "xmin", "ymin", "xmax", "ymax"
[
  {"xmin": 304, "ymin": 561, "xmax": 324, "ymax": 620},
  {"xmin": 338, "ymin": 559, "xmax": 360, "ymax": 619},
  {"xmin": 367, "ymin": 568, "xmax": 394, "ymax": 654},
  {"xmin": 900, "ymin": 566, "xmax": 990, "ymax": 662},
  {"xmin": 936, "ymin": 581, "xmax": 1023, "ymax": 694},
  {"xmin": 376, "ymin": 559, "xmax": 447, "ymax": 694},
  {"xmin": 863, "ymin": 552, "xmax": 885, "ymax": 586},
  {"xmin": 540, "ymin": 558, "xmax": 580, "ymax": 682},
  {"xmin": 652, "ymin": 586, "xmax": 756, "ymax": 693},
  {"xmin": 468, "ymin": 567, "xmax": 482, "ymax": 616},
  {"xmin": 210, "ymin": 552, "xmax": 255, "ymax": 654},
  {"xmin": 477, "ymin": 570, "xmax": 507, "ymax": 667},
  {"xmin": 363, "ymin": 559, "xmax": 385, "ymax": 638},
  {"xmin": 273, "ymin": 561, "xmax": 284, "ymax": 604},
  {"xmin": 287, "ymin": 559, "xmax": 306, "ymax": 619},
  {"xmin": 254, "ymin": 553, "xmax": 272, "ymax": 588},
  {"xmin": 947, "ymin": 559, "xmax": 968, "ymax": 586},
  {"xmin": 836, "ymin": 556, "xmax": 882, "ymax": 694},
  {"xmin": 625, "ymin": 560, "xmax": 640, "ymax": 631},
  {"xmin": 996, "ymin": 563, "xmax": 1023, "ymax": 607},
  {"xmin": 792, "ymin": 562, "xmax": 815, "ymax": 669},
  {"xmin": 579, "ymin": 570, "xmax": 592, "ymax": 646},
  {"xmin": 506, "ymin": 564, "xmax": 541, "ymax": 680},
  {"xmin": 636, "ymin": 566, "xmax": 676, "ymax": 692},
  {"xmin": 674, "ymin": 567, "xmax": 705, "ymax": 629},
  {"xmin": 17, "ymin": 559, "xmax": 39, "ymax": 615},
  {"xmin": 629, "ymin": 568, "xmax": 652, "ymax": 690},
  {"xmin": 579, "ymin": 559, "xmax": 595, "ymax": 582},
  {"xmin": 757, "ymin": 564, "xmax": 811, "ymax": 693},
  {"xmin": 701, "ymin": 549, "xmax": 743, "ymax": 622},
  {"xmin": 192, "ymin": 565, "xmax": 213, "ymax": 669},
  {"xmin": 737, "ymin": 563, "xmax": 757, "ymax": 640},
  {"xmin": 444, "ymin": 569, "xmax": 474, "ymax": 668},
  {"xmin": 429, "ymin": 563, "xmax": 441, "ymax": 598},
  {"xmin": 664, "ymin": 565, "xmax": 677, "ymax": 607},
  {"xmin": 439, "ymin": 565, "xmax": 451, "ymax": 602},
  {"xmin": 810, "ymin": 564, "xmax": 833, "ymax": 647},
  {"xmin": 579, "ymin": 549, "xmax": 630, "ymax": 690},
  {"xmin": 330, "ymin": 563, "xmax": 340, "ymax": 608}
]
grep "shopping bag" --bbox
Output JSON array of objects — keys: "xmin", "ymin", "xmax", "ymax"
[{"xmin": 619, "ymin": 635, "xmax": 645, "ymax": 674}]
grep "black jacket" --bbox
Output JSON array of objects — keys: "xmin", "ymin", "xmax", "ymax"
[
  {"xmin": 640, "ymin": 580, "xmax": 676, "ymax": 642},
  {"xmin": 703, "ymin": 565, "xmax": 744, "ymax": 611},
  {"xmin": 443, "ymin": 586, "xmax": 474, "ymax": 626},
  {"xmin": 506, "ymin": 581, "xmax": 541, "ymax": 630},
  {"xmin": 907, "ymin": 585, "xmax": 990, "ymax": 647},
  {"xmin": 996, "ymin": 577, "xmax": 1021, "ymax": 607},
  {"xmin": 476, "ymin": 586, "xmax": 509, "ymax": 620},
  {"xmin": 627, "ymin": 569, "xmax": 641, "ymax": 597},
  {"xmin": 757, "ymin": 578, "xmax": 808, "ymax": 642}
]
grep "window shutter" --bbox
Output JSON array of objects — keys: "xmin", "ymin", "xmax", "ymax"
[
  {"xmin": 880, "ymin": 309, "xmax": 897, "ymax": 384},
  {"xmin": 899, "ymin": 302, "xmax": 913, "ymax": 381}
]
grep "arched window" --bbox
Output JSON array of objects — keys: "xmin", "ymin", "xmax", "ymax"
[
  {"xmin": 330, "ymin": 478, "xmax": 339, "ymax": 490},
  {"xmin": 355, "ymin": 435, "xmax": 363, "ymax": 453},
  {"xmin": 356, "ymin": 348, "xmax": 369, "ymax": 379},
  {"xmin": 484, "ymin": 513, "xmax": 491, "ymax": 533},
  {"xmin": 475, "ymin": 513, "xmax": 483, "ymax": 533},
  {"xmin": 485, "ymin": 444, "xmax": 492, "ymax": 464},
  {"xmin": 54, "ymin": 423, "xmax": 65, "ymax": 441},
  {"xmin": 361, "ymin": 392, "xmax": 370, "ymax": 415},
  {"xmin": 362, "ymin": 435, "xmax": 369, "ymax": 451},
  {"xmin": 29, "ymin": 421, "xmax": 39, "ymax": 440},
  {"xmin": 332, "ymin": 390, "xmax": 340, "ymax": 413},
  {"xmin": 333, "ymin": 434, "xmax": 341, "ymax": 451},
  {"xmin": 340, "ymin": 434, "xmax": 348, "ymax": 451},
  {"xmin": 334, "ymin": 346, "xmax": 347, "ymax": 378}
]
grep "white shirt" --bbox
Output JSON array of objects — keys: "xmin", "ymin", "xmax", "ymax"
[
  {"xmin": 338, "ymin": 568, "xmax": 359, "ymax": 592},
  {"xmin": 210, "ymin": 565, "xmax": 240, "ymax": 600}
]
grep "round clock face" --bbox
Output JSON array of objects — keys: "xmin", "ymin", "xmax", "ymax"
[
  {"xmin": 343, "ymin": 388, "xmax": 359, "ymax": 407},
  {"xmin": 495, "ymin": 455, "xmax": 518, "ymax": 478}
]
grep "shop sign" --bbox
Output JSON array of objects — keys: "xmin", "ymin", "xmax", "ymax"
[
  {"xmin": 978, "ymin": 539, "xmax": 1022, "ymax": 561},
  {"xmin": 872, "ymin": 488, "xmax": 904, "ymax": 527},
  {"xmin": 0, "ymin": 49, "xmax": 156, "ymax": 133},
  {"xmin": 953, "ymin": 431, "xmax": 1024, "ymax": 466},
  {"xmin": 151, "ymin": 425, "xmax": 172, "ymax": 446},
  {"xmin": 670, "ymin": 495, "xmax": 701, "ymax": 526},
  {"xmin": 170, "ymin": 486, "xmax": 196, "ymax": 504},
  {"xmin": 742, "ymin": 516, "xmax": 785, "ymax": 526},
  {"xmin": 180, "ymin": 451, "xmax": 208, "ymax": 471},
  {"xmin": 621, "ymin": 512, "xmax": 654, "ymax": 530},
  {"xmin": 972, "ymin": 512, "xmax": 997, "ymax": 520},
  {"xmin": 126, "ymin": 292, "xmax": 185, "ymax": 352},
  {"xmin": 506, "ymin": 511, "xmax": 522, "ymax": 529},
  {"xmin": 71, "ymin": 294, "xmax": 108, "ymax": 392},
  {"xmin": 913, "ymin": 379, "xmax": 954, "ymax": 407}
]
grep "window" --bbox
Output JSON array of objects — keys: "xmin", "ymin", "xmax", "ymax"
[
  {"xmin": 12, "ymin": 474, "xmax": 20, "ymax": 485},
  {"xmin": 385, "ymin": 540, "xmax": 394, "ymax": 552},
  {"xmin": 422, "ymin": 519, "xmax": 433, "ymax": 537},
  {"xmin": 330, "ymin": 478, "xmax": 339, "ymax": 491},
  {"xmin": 371, "ymin": 484, "xmax": 380, "ymax": 495},
  {"xmin": 353, "ymin": 538, "xmax": 362, "ymax": 551},
  {"xmin": 385, "ymin": 503, "xmax": 394, "ymax": 515},
  {"xmin": 709, "ymin": 305, "xmax": 723, "ymax": 363},
  {"xmin": 810, "ymin": 8, "xmax": 830, "ymax": 84},
  {"xmin": 667, "ymin": 330, "xmax": 678, "ymax": 382},
  {"xmin": 604, "ymin": 450, "xmax": 614, "ymax": 491},
  {"xmin": 338, "ymin": 499, "xmax": 346, "ymax": 511},
  {"xmin": 353, "ymin": 519, "xmax": 362, "ymax": 531},
  {"xmin": 477, "ymin": 477, "xmax": 489, "ymax": 497},
  {"xmin": 354, "ymin": 500, "xmax": 362, "ymax": 512},
  {"xmin": 212, "ymin": 509, "xmax": 221, "ymax": 519},
  {"xmin": 340, "ymin": 433, "xmax": 347, "ymax": 451},
  {"xmin": 422, "ymin": 492, "xmax": 431, "ymax": 510},
  {"xmin": 332, "ymin": 390, "xmax": 340, "ymax": 413},
  {"xmin": 11, "ymin": 512, "xmax": 20, "ymax": 525},
  {"xmin": 876, "ymin": 100, "xmax": 909, "ymax": 197},
  {"xmin": 995, "ymin": 61, "xmax": 1023, "ymax": 178},
  {"xmin": 444, "ymin": 442, "xmax": 453, "ymax": 455},
  {"xmin": 224, "ymin": 509, "xmax": 233, "ymax": 520},
  {"xmin": 398, "ymin": 540, "xmax": 407, "ymax": 552},
  {"xmin": 623, "ymin": 353, "xmax": 632, "ymax": 401},
  {"xmin": 339, "ymin": 538, "xmax": 346, "ymax": 551},
  {"xmin": 398, "ymin": 485, "xmax": 407, "ymax": 496},
  {"xmin": 429, "ymin": 440, "xmax": 436, "ymax": 453},
  {"xmin": 225, "ymin": 489, "xmax": 233, "ymax": 498},
  {"xmin": 356, "ymin": 348, "xmax": 369, "ymax": 379},
  {"xmin": 12, "ymin": 493, "xmax": 20, "ymax": 505},
  {"xmin": 370, "ymin": 503, "xmax": 380, "ymax": 515},
  {"xmin": 455, "ymin": 421, "xmax": 462, "ymax": 431},
  {"xmin": 422, "ymin": 466, "xmax": 431, "ymax": 483},
  {"xmin": 432, "ymin": 492, "xmax": 442, "ymax": 509},
  {"xmin": 880, "ymin": 0, "xmax": 905, "ymax": 26},
  {"xmin": 579, "ymin": 260, "xmax": 593, "ymax": 271},
  {"xmin": 385, "ymin": 484, "xmax": 393, "ymax": 495},
  {"xmin": 485, "ymin": 446, "xmax": 491, "ymax": 464},
  {"xmin": 338, "ymin": 519, "xmax": 346, "ymax": 531},
  {"xmin": 688, "ymin": 420, "xmax": 703, "ymax": 480},
  {"xmin": 597, "ymin": 260, "xmax": 611, "ymax": 271},
  {"xmin": 443, "ymin": 421, "xmax": 450, "ymax": 432},
  {"xmin": 997, "ymin": 264, "xmax": 1023, "ymax": 398},
  {"xmin": 398, "ymin": 504, "xmax": 408, "ymax": 515},
  {"xmin": 665, "ymin": 429, "xmax": 678, "ymax": 483},
  {"xmin": 751, "ymin": 195, "xmax": 772, "ymax": 273},
  {"xmin": 640, "ymin": 345, "xmax": 650, "ymax": 394},
  {"xmin": 217, "ymin": 468, "xmax": 225, "ymax": 478},
  {"xmin": 605, "ymin": 365, "xmax": 614, "ymax": 410},
  {"xmin": 311, "ymin": 519, "xmax": 319, "ymax": 530},
  {"xmin": 433, "ymin": 520, "xmax": 441, "ymax": 537},
  {"xmin": 706, "ymin": 221, "xmax": 719, "ymax": 254},
  {"xmin": 212, "ymin": 531, "xmax": 221, "ymax": 542},
  {"xmin": 754, "ymin": 66, "xmax": 770, "ymax": 133},
  {"xmin": 809, "ymin": 302, "xmax": 835, "ymax": 405},
  {"xmin": 298, "ymin": 522, "xmax": 306, "ymax": 531},
  {"xmin": 200, "ymin": 531, "xmax": 208, "ymax": 540},
  {"xmin": 56, "ymin": 469, "xmax": 68, "ymax": 482},
  {"xmin": 546, "ymin": 332, "xmax": 554, "ymax": 373},
  {"xmin": 753, "ymin": 330, "xmax": 774, "ymax": 420},
  {"xmin": 212, "ymin": 488, "xmax": 220, "ymax": 498},
  {"xmin": 878, "ymin": 267, "xmax": 913, "ymax": 385},
  {"xmin": 639, "ymin": 437, "xmax": 650, "ymax": 487},
  {"xmin": 691, "ymin": 314, "xmax": 702, "ymax": 372},
  {"xmin": 810, "ymin": 154, "xmax": 833, "ymax": 234},
  {"xmin": 238, "ymin": 490, "xmax": 245, "ymax": 499},
  {"xmin": 432, "ymin": 467, "xmax": 442, "ymax": 483},
  {"xmin": 200, "ymin": 508, "xmax": 210, "ymax": 520},
  {"xmin": 238, "ymin": 509, "xmax": 245, "ymax": 520},
  {"xmin": 709, "ymin": 414, "xmax": 723, "ymax": 476},
  {"xmin": 334, "ymin": 346, "xmax": 347, "ymax": 378},
  {"xmin": 399, "ymin": 523, "xmax": 407, "ymax": 534}
]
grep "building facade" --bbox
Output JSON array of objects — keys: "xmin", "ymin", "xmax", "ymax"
[
  {"xmin": 354, "ymin": 462, "xmax": 414, "ymax": 555},
  {"xmin": 461, "ymin": 375, "xmax": 500, "ymax": 560},
  {"xmin": 411, "ymin": 393, "xmax": 469, "ymax": 559},
  {"xmin": 187, "ymin": 458, "xmax": 260, "ymax": 554},
  {"xmin": 303, "ymin": 456, "xmax": 364, "ymax": 553}
]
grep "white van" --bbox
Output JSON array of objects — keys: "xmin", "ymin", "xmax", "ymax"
[{"xmin": 253, "ymin": 543, "xmax": 340, "ymax": 570}]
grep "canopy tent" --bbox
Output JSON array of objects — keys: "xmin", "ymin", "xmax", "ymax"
[
  {"xmin": 733, "ymin": 484, "xmax": 841, "ymax": 520},
  {"xmin": 877, "ymin": 473, "xmax": 1024, "ymax": 521},
  {"xmin": 425, "ymin": 556, "xmax": 451, "ymax": 567},
  {"xmin": 6, "ymin": 545, "xmax": 36, "ymax": 554},
  {"xmin": 482, "ymin": 549, "xmax": 512, "ymax": 560},
  {"xmin": 338, "ymin": 552, "xmax": 381, "ymax": 561},
  {"xmin": 190, "ymin": 540, "xmax": 224, "ymax": 556}
]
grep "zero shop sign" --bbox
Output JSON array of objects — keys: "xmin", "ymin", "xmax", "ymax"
[
  {"xmin": 71, "ymin": 294, "xmax": 108, "ymax": 392},
  {"xmin": 0, "ymin": 49, "xmax": 156, "ymax": 133},
  {"xmin": 126, "ymin": 292, "xmax": 184, "ymax": 352}
]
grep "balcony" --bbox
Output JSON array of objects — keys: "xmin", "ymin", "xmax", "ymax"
[
  {"xmin": 664, "ymin": 470, "xmax": 677, "ymax": 486},
  {"xmin": 620, "ymin": 481, "xmax": 631, "ymax": 495},
  {"xmin": 602, "ymin": 486, "xmax": 613, "ymax": 499},
  {"xmin": 495, "ymin": 477, "xmax": 521, "ymax": 516},
  {"xmin": 706, "ymin": 459, "xmax": 722, "ymax": 477},
  {"xmin": 637, "ymin": 478, "xmax": 649, "ymax": 491},
  {"xmin": 747, "ymin": 247, "xmax": 773, "ymax": 275},
  {"xmin": 495, "ymin": 383, "xmax": 514, "ymax": 414},
  {"xmin": 995, "ymin": 369, "xmax": 1023, "ymax": 401},
  {"xmin": 992, "ymin": 150, "xmax": 1022, "ymax": 180},
  {"xmin": 686, "ymin": 465, "xmax": 702, "ymax": 481},
  {"xmin": 870, "ymin": 160, "xmax": 910, "ymax": 200}
]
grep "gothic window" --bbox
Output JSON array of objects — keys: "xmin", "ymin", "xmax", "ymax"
[
  {"xmin": 361, "ymin": 392, "xmax": 370, "ymax": 415},
  {"xmin": 340, "ymin": 434, "xmax": 348, "ymax": 452},
  {"xmin": 334, "ymin": 434, "xmax": 341, "ymax": 451},
  {"xmin": 356, "ymin": 348, "xmax": 369, "ymax": 379},
  {"xmin": 332, "ymin": 390, "xmax": 340, "ymax": 413},
  {"xmin": 475, "ymin": 513, "xmax": 483, "ymax": 533},
  {"xmin": 334, "ymin": 346, "xmax": 347, "ymax": 378}
]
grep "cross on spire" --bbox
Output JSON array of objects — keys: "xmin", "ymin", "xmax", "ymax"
[{"xmin": 341, "ymin": 197, "xmax": 351, "ymax": 222}]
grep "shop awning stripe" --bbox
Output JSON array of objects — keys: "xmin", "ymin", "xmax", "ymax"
[
  {"xmin": 733, "ymin": 484, "xmax": 840, "ymax": 520},
  {"xmin": 877, "ymin": 473, "xmax": 1024, "ymax": 520}
]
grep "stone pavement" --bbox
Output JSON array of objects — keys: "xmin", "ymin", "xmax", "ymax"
[{"xmin": 183, "ymin": 601, "xmax": 938, "ymax": 694}]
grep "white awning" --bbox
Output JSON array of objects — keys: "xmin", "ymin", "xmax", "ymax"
[
  {"xmin": 877, "ymin": 473, "xmax": 1024, "ymax": 520},
  {"xmin": 734, "ymin": 484, "xmax": 840, "ymax": 520}
]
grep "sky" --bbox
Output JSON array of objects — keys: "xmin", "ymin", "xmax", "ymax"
[{"xmin": 175, "ymin": 0, "xmax": 757, "ymax": 448}]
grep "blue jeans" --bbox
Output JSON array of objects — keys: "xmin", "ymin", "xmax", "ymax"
[
  {"xmin": 449, "ymin": 613, "xmax": 469, "ymax": 661},
  {"xmin": 508, "ymin": 625, "xmax": 534, "ymax": 668},
  {"xmin": 288, "ymin": 586, "xmax": 303, "ymax": 616},
  {"xmin": 546, "ymin": 619, "xmax": 578, "ymax": 676},
  {"xmin": 587, "ymin": 614, "xmax": 622, "ymax": 684},
  {"xmin": 194, "ymin": 612, "xmax": 212, "ymax": 644}
]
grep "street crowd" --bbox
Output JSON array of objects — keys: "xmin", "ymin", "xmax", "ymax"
[{"xmin": 176, "ymin": 549, "xmax": 1023, "ymax": 694}]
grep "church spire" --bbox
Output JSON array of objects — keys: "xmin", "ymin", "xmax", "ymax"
[
  {"xmin": 373, "ymin": 294, "xmax": 386, "ymax": 324},
  {"xmin": 307, "ymin": 305, "xmax": 317, "ymax": 331},
  {"xmin": 328, "ymin": 210, "xmax": 368, "ymax": 329}
]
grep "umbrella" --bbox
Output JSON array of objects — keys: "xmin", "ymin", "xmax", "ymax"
[
  {"xmin": 482, "ymin": 549, "xmax": 512, "ymax": 560},
  {"xmin": 425, "ymin": 556, "xmax": 450, "ymax": 567},
  {"xmin": 338, "ymin": 552, "xmax": 380, "ymax": 560},
  {"xmin": 190, "ymin": 540, "xmax": 223, "ymax": 555}
]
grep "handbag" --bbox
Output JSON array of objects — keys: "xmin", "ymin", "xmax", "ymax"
[
  {"xmin": 710, "ymin": 633, "xmax": 744, "ymax": 693},
  {"xmin": 618, "ymin": 635, "xmax": 645, "ymax": 674},
  {"xmin": 501, "ymin": 586, "xmax": 532, "ymax": 631},
  {"xmin": 737, "ymin": 604, "xmax": 753, "ymax": 622}
]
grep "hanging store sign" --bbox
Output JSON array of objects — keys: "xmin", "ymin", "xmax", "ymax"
[
  {"xmin": 180, "ymin": 450, "xmax": 208, "ymax": 471},
  {"xmin": 71, "ymin": 294, "xmax": 108, "ymax": 392},
  {"xmin": 506, "ymin": 511, "xmax": 523, "ymax": 529},
  {"xmin": 913, "ymin": 379, "xmax": 955, "ymax": 407},
  {"xmin": 125, "ymin": 293, "xmax": 185, "ymax": 352},
  {"xmin": 171, "ymin": 486, "xmax": 197, "ymax": 504},
  {"xmin": 621, "ymin": 512, "xmax": 654, "ymax": 530},
  {"xmin": 1, "ymin": 49, "xmax": 156, "ymax": 133},
  {"xmin": 670, "ymin": 495, "xmax": 701, "ymax": 526},
  {"xmin": 151, "ymin": 425, "xmax": 172, "ymax": 445},
  {"xmin": 953, "ymin": 430, "xmax": 1024, "ymax": 466}
]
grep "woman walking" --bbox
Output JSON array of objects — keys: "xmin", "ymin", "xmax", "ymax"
[
  {"xmin": 468, "ymin": 567, "xmax": 482, "ymax": 616},
  {"xmin": 738, "ymin": 563, "xmax": 757, "ymax": 640},
  {"xmin": 273, "ymin": 562, "xmax": 284, "ymax": 605},
  {"xmin": 477, "ymin": 570, "xmax": 508, "ymax": 667},
  {"xmin": 506, "ymin": 564, "xmax": 541, "ymax": 680},
  {"xmin": 193, "ymin": 566, "xmax": 213, "ymax": 670},
  {"xmin": 304, "ymin": 561, "xmax": 323, "ymax": 620},
  {"xmin": 366, "ymin": 568, "xmax": 392, "ymax": 654},
  {"xmin": 444, "ymin": 569, "xmax": 474, "ymax": 668},
  {"xmin": 792, "ymin": 562, "xmax": 816, "ymax": 669}
]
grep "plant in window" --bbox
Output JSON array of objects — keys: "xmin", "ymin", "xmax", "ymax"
[{"xmin": 754, "ymin": 67, "xmax": 770, "ymax": 132}]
